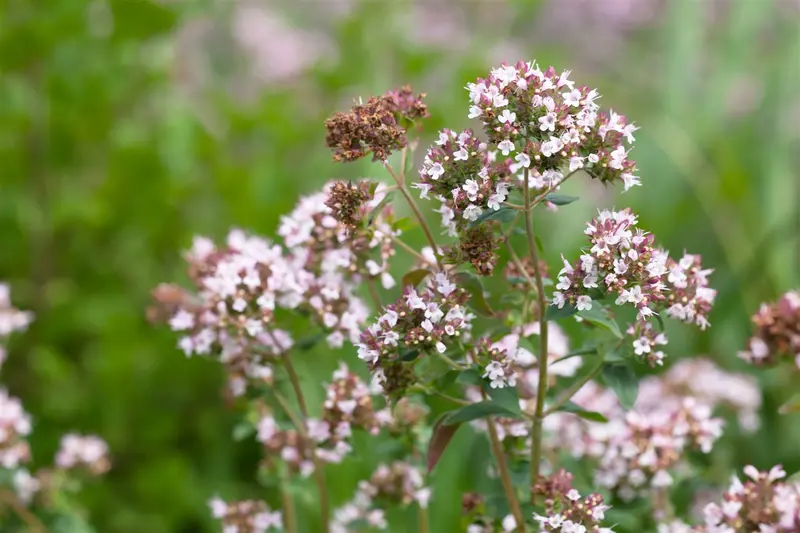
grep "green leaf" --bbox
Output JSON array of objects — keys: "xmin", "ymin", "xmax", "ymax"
[
  {"xmin": 544, "ymin": 303, "xmax": 578, "ymax": 321},
  {"xmin": 556, "ymin": 402, "xmax": 609, "ymax": 423},
  {"xmin": 602, "ymin": 363, "xmax": 639, "ymax": 410},
  {"xmin": 366, "ymin": 191, "xmax": 395, "ymax": 225},
  {"xmin": 453, "ymin": 271, "xmax": 495, "ymax": 316},
  {"xmin": 577, "ymin": 306, "xmax": 623, "ymax": 339},
  {"xmin": 401, "ymin": 268, "xmax": 429, "ymax": 288},
  {"xmin": 779, "ymin": 392, "xmax": 800, "ymax": 415},
  {"xmin": 232, "ymin": 422, "xmax": 255, "ymax": 442},
  {"xmin": 295, "ymin": 332, "xmax": 325, "ymax": 351},
  {"xmin": 468, "ymin": 206, "xmax": 517, "ymax": 227},
  {"xmin": 456, "ymin": 367, "xmax": 484, "ymax": 386},
  {"xmin": 545, "ymin": 194, "xmax": 580, "ymax": 206},
  {"xmin": 444, "ymin": 401, "xmax": 521, "ymax": 424},
  {"xmin": 399, "ymin": 348, "xmax": 420, "ymax": 362},
  {"xmin": 487, "ymin": 385, "xmax": 521, "ymax": 414},
  {"xmin": 434, "ymin": 369, "xmax": 461, "ymax": 390},
  {"xmin": 427, "ymin": 416, "xmax": 461, "ymax": 472},
  {"xmin": 535, "ymin": 235, "xmax": 544, "ymax": 254},
  {"xmin": 392, "ymin": 217, "xmax": 417, "ymax": 232}
]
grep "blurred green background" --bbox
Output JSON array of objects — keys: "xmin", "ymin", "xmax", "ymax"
[{"xmin": 1, "ymin": 0, "xmax": 798, "ymax": 531}]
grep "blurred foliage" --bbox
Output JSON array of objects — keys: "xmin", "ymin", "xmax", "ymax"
[{"xmin": 0, "ymin": 0, "xmax": 798, "ymax": 531}]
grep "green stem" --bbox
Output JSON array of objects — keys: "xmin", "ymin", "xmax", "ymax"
[
  {"xmin": 385, "ymin": 161, "xmax": 442, "ymax": 267},
  {"xmin": 272, "ymin": 390, "xmax": 331, "ymax": 533},
  {"xmin": 418, "ymin": 505, "xmax": 430, "ymax": 533},
  {"xmin": 482, "ymin": 392, "xmax": 527, "ymax": 532},
  {"xmin": 523, "ymin": 168, "xmax": 549, "ymax": 504},
  {"xmin": 543, "ymin": 358, "xmax": 604, "ymax": 416},
  {"xmin": 280, "ymin": 471, "xmax": 298, "ymax": 533},
  {"xmin": 435, "ymin": 351, "xmax": 467, "ymax": 370}
]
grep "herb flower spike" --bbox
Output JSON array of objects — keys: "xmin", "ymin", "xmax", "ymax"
[{"xmin": 467, "ymin": 60, "xmax": 640, "ymax": 191}]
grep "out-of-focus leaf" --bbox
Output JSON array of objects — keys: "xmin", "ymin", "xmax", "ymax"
[
  {"xmin": 401, "ymin": 268, "xmax": 429, "ymax": 288},
  {"xmin": 555, "ymin": 402, "xmax": 609, "ymax": 423},
  {"xmin": 468, "ymin": 206, "xmax": 516, "ymax": 228},
  {"xmin": 544, "ymin": 303, "xmax": 578, "ymax": 321},
  {"xmin": 487, "ymin": 385, "xmax": 521, "ymax": 415},
  {"xmin": 545, "ymin": 194, "xmax": 579, "ymax": 205},
  {"xmin": 232, "ymin": 422, "xmax": 255, "ymax": 442},
  {"xmin": 400, "ymin": 348, "xmax": 420, "ymax": 362},
  {"xmin": 296, "ymin": 333, "xmax": 325, "ymax": 351},
  {"xmin": 577, "ymin": 306, "xmax": 623, "ymax": 339},
  {"xmin": 366, "ymin": 191, "xmax": 395, "ymax": 225},
  {"xmin": 456, "ymin": 367, "xmax": 484, "ymax": 386},
  {"xmin": 444, "ymin": 401, "xmax": 521, "ymax": 424},
  {"xmin": 427, "ymin": 416, "xmax": 461, "ymax": 472},
  {"xmin": 453, "ymin": 271, "xmax": 495, "ymax": 316},
  {"xmin": 779, "ymin": 393, "xmax": 800, "ymax": 415},
  {"xmin": 392, "ymin": 217, "xmax": 417, "ymax": 232},
  {"xmin": 602, "ymin": 363, "xmax": 639, "ymax": 410}
]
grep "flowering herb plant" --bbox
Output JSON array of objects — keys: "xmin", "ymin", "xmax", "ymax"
[
  {"xmin": 1, "ymin": 285, "xmax": 110, "ymax": 532},
  {"xmin": 142, "ymin": 60, "xmax": 798, "ymax": 533}
]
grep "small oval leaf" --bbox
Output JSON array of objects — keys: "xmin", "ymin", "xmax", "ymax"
[
  {"xmin": 444, "ymin": 401, "xmax": 520, "ymax": 424},
  {"xmin": 544, "ymin": 303, "xmax": 578, "ymax": 321},
  {"xmin": 577, "ymin": 306, "xmax": 623, "ymax": 339},
  {"xmin": 468, "ymin": 206, "xmax": 517, "ymax": 228},
  {"xmin": 401, "ymin": 268, "xmax": 430, "ymax": 288},
  {"xmin": 556, "ymin": 402, "xmax": 609, "ymax": 423},
  {"xmin": 545, "ymin": 194, "xmax": 580, "ymax": 206}
]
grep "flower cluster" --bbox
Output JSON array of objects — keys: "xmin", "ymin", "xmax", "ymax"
[
  {"xmin": 356, "ymin": 272, "xmax": 472, "ymax": 394},
  {"xmin": 692, "ymin": 465, "xmax": 799, "ymax": 532},
  {"xmin": 415, "ymin": 128, "xmax": 513, "ymax": 232},
  {"xmin": 306, "ymin": 363, "xmax": 392, "ymax": 463},
  {"xmin": 532, "ymin": 469, "xmax": 615, "ymax": 533},
  {"xmin": 209, "ymin": 497, "xmax": 283, "ymax": 533},
  {"xmin": 0, "ymin": 388, "xmax": 31, "ymax": 469},
  {"xmin": 0, "ymin": 283, "xmax": 34, "ymax": 368},
  {"xmin": 256, "ymin": 412, "xmax": 318, "ymax": 476},
  {"xmin": 543, "ymin": 359, "xmax": 758, "ymax": 499},
  {"xmin": 444, "ymin": 223, "xmax": 503, "ymax": 276},
  {"xmin": 330, "ymin": 462, "xmax": 429, "ymax": 533},
  {"xmin": 553, "ymin": 208, "xmax": 715, "ymax": 364},
  {"xmin": 739, "ymin": 290, "xmax": 800, "ymax": 369},
  {"xmin": 54, "ymin": 433, "xmax": 111, "ymax": 475},
  {"xmin": 1, "ymin": 283, "xmax": 110, "ymax": 512},
  {"xmin": 467, "ymin": 60, "xmax": 640, "ymax": 191},
  {"xmin": 594, "ymin": 398, "xmax": 724, "ymax": 497},
  {"xmin": 324, "ymin": 86, "xmax": 427, "ymax": 162}
]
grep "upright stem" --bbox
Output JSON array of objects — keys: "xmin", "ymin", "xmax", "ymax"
[
  {"xmin": 543, "ymin": 358, "xmax": 604, "ymax": 416},
  {"xmin": 523, "ymin": 168, "xmax": 549, "ymax": 504},
  {"xmin": 366, "ymin": 279, "xmax": 383, "ymax": 311},
  {"xmin": 385, "ymin": 161, "xmax": 442, "ymax": 267},
  {"xmin": 282, "ymin": 355, "xmax": 308, "ymax": 418},
  {"xmin": 280, "ymin": 471, "xmax": 298, "ymax": 533},
  {"xmin": 273, "ymin": 390, "xmax": 331, "ymax": 533},
  {"xmin": 484, "ymin": 414, "xmax": 527, "ymax": 532},
  {"xmin": 418, "ymin": 505, "xmax": 430, "ymax": 533},
  {"xmin": 0, "ymin": 489, "xmax": 45, "ymax": 533}
]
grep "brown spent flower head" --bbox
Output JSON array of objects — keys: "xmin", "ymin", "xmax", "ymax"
[
  {"xmin": 324, "ymin": 180, "xmax": 373, "ymax": 233},
  {"xmin": 382, "ymin": 85, "xmax": 430, "ymax": 124},
  {"xmin": 325, "ymin": 86, "xmax": 427, "ymax": 163},
  {"xmin": 445, "ymin": 224, "xmax": 502, "ymax": 276},
  {"xmin": 739, "ymin": 290, "xmax": 800, "ymax": 368}
]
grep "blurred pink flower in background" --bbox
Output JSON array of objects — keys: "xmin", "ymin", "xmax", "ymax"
[{"xmin": 232, "ymin": 2, "xmax": 334, "ymax": 87}]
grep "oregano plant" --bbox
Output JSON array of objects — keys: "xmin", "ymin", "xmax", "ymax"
[{"xmin": 141, "ymin": 61, "xmax": 799, "ymax": 533}]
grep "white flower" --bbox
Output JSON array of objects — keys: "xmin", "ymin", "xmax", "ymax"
[
  {"xmin": 463, "ymin": 204, "xmax": 483, "ymax": 221},
  {"xmin": 538, "ymin": 113, "xmax": 556, "ymax": 132},
  {"xmin": 514, "ymin": 152, "xmax": 531, "ymax": 168},
  {"xmin": 498, "ymin": 109, "xmax": 516, "ymax": 124},
  {"xmin": 497, "ymin": 139, "xmax": 515, "ymax": 155},
  {"xmin": 468, "ymin": 105, "xmax": 482, "ymax": 119},
  {"xmin": 576, "ymin": 295, "xmax": 592, "ymax": 311},
  {"xmin": 428, "ymin": 162, "xmax": 445, "ymax": 180},
  {"xmin": 566, "ymin": 489, "xmax": 581, "ymax": 501},
  {"xmin": 454, "ymin": 147, "xmax": 469, "ymax": 161}
]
